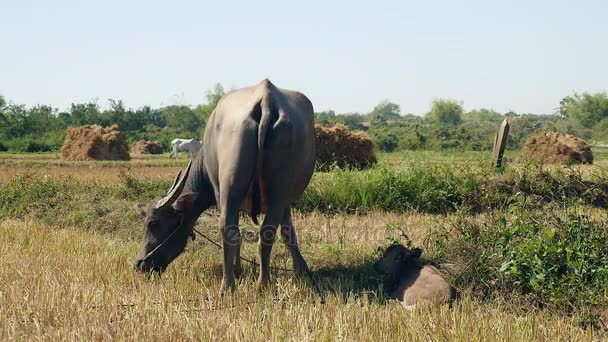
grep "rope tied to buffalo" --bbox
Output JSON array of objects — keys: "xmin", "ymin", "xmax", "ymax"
[{"xmin": 192, "ymin": 227, "xmax": 295, "ymax": 273}]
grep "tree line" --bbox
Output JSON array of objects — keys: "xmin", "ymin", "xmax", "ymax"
[
  {"xmin": 0, "ymin": 84, "xmax": 225, "ymax": 152},
  {"xmin": 315, "ymin": 93, "xmax": 608, "ymax": 152},
  {"xmin": 0, "ymin": 85, "xmax": 607, "ymax": 153}
]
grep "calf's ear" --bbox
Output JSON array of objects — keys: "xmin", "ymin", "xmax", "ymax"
[
  {"xmin": 411, "ymin": 248, "xmax": 423, "ymax": 259},
  {"xmin": 173, "ymin": 192, "xmax": 200, "ymax": 212}
]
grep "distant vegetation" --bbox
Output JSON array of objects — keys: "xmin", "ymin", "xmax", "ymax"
[{"xmin": 1, "ymin": 86, "xmax": 607, "ymax": 153}]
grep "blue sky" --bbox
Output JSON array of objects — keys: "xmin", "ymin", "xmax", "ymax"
[{"xmin": 1, "ymin": 0, "xmax": 607, "ymax": 115}]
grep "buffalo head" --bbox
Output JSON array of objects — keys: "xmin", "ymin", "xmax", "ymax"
[{"xmin": 134, "ymin": 161, "xmax": 199, "ymax": 275}]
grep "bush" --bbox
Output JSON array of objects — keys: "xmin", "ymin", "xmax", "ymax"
[
  {"xmin": 7, "ymin": 137, "xmax": 55, "ymax": 152},
  {"xmin": 298, "ymin": 162, "xmax": 608, "ymax": 215},
  {"xmin": 298, "ymin": 164, "xmax": 480, "ymax": 214},
  {"xmin": 0, "ymin": 174, "xmax": 170, "ymax": 236},
  {"xmin": 427, "ymin": 204, "xmax": 608, "ymax": 310},
  {"xmin": 373, "ymin": 133, "xmax": 399, "ymax": 152}
]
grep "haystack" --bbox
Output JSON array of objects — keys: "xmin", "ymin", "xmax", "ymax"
[
  {"xmin": 522, "ymin": 131, "xmax": 593, "ymax": 164},
  {"xmin": 61, "ymin": 125, "xmax": 130, "ymax": 161},
  {"xmin": 315, "ymin": 124, "xmax": 377, "ymax": 170},
  {"xmin": 130, "ymin": 140, "xmax": 163, "ymax": 155}
]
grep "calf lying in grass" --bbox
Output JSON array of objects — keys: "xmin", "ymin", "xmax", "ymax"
[{"xmin": 374, "ymin": 244, "xmax": 457, "ymax": 310}]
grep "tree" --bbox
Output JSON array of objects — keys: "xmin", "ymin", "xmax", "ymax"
[
  {"xmin": 463, "ymin": 108, "xmax": 502, "ymax": 122},
  {"xmin": 559, "ymin": 92, "xmax": 608, "ymax": 128},
  {"xmin": 373, "ymin": 132, "xmax": 399, "ymax": 152},
  {"xmin": 102, "ymin": 99, "xmax": 129, "ymax": 128},
  {"xmin": 427, "ymin": 99, "xmax": 463, "ymax": 126},
  {"xmin": 163, "ymin": 105, "xmax": 201, "ymax": 134},
  {"xmin": 194, "ymin": 83, "xmax": 225, "ymax": 124},
  {"xmin": 70, "ymin": 102, "xmax": 101, "ymax": 126},
  {"xmin": 369, "ymin": 100, "xmax": 400, "ymax": 125},
  {"xmin": 336, "ymin": 113, "xmax": 366, "ymax": 130},
  {"xmin": 315, "ymin": 110, "xmax": 336, "ymax": 126},
  {"xmin": 0, "ymin": 95, "xmax": 7, "ymax": 124}
]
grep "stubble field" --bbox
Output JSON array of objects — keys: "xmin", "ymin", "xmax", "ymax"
[{"xmin": 1, "ymin": 150, "xmax": 608, "ymax": 340}]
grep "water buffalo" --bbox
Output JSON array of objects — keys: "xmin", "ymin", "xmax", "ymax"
[
  {"xmin": 134, "ymin": 79, "xmax": 316, "ymax": 293},
  {"xmin": 170, "ymin": 138, "xmax": 202, "ymax": 158},
  {"xmin": 374, "ymin": 244, "xmax": 457, "ymax": 310}
]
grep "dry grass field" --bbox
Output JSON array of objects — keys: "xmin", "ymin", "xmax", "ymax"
[
  {"xmin": 1, "ymin": 150, "xmax": 608, "ymax": 340},
  {"xmin": 0, "ymin": 218, "xmax": 598, "ymax": 341}
]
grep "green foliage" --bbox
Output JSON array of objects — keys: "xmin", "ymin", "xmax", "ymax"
[
  {"xmin": 560, "ymin": 92, "xmax": 608, "ymax": 128},
  {"xmin": 1, "ymin": 89, "xmax": 607, "ymax": 153},
  {"xmin": 297, "ymin": 161, "xmax": 608, "ymax": 215},
  {"xmin": 369, "ymin": 100, "xmax": 400, "ymax": 126},
  {"xmin": 429, "ymin": 205, "xmax": 608, "ymax": 309},
  {"xmin": 463, "ymin": 108, "xmax": 502, "ymax": 122},
  {"xmin": 0, "ymin": 173, "xmax": 170, "ymax": 233},
  {"xmin": 370, "ymin": 130, "xmax": 399, "ymax": 152},
  {"xmin": 299, "ymin": 164, "xmax": 477, "ymax": 214},
  {"xmin": 427, "ymin": 99, "xmax": 463, "ymax": 126},
  {"xmin": 496, "ymin": 210, "xmax": 608, "ymax": 306},
  {"xmin": 0, "ymin": 84, "xmax": 227, "ymax": 152},
  {"xmin": 194, "ymin": 83, "xmax": 224, "ymax": 125},
  {"xmin": 314, "ymin": 110, "xmax": 337, "ymax": 126},
  {"xmin": 163, "ymin": 105, "xmax": 201, "ymax": 133},
  {"xmin": 592, "ymin": 117, "xmax": 608, "ymax": 141}
]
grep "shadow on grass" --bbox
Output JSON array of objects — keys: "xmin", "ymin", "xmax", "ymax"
[
  {"xmin": 207, "ymin": 258, "xmax": 391, "ymax": 304},
  {"xmin": 306, "ymin": 261, "xmax": 390, "ymax": 304}
]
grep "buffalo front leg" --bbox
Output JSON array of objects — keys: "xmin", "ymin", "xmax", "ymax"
[{"xmin": 280, "ymin": 207, "xmax": 309, "ymax": 275}]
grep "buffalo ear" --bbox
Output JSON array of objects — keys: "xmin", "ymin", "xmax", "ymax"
[{"xmin": 173, "ymin": 192, "xmax": 199, "ymax": 212}]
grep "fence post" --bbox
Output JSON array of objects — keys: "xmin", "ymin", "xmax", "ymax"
[{"xmin": 493, "ymin": 119, "xmax": 510, "ymax": 168}]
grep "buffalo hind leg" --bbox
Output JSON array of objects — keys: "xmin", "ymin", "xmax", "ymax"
[
  {"xmin": 257, "ymin": 206, "xmax": 284, "ymax": 290},
  {"xmin": 280, "ymin": 208, "xmax": 309, "ymax": 275},
  {"xmin": 219, "ymin": 205, "xmax": 241, "ymax": 294},
  {"xmin": 233, "ymin": 235, "xmax": 242, "ymax": 278}
]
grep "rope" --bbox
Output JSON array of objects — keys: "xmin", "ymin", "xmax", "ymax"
[{"xmin": 192, "ymin": 227, "xmax": 295, "ymax": 273}]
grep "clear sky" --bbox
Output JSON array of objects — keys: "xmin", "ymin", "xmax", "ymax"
[{"xmin": 1, "ymin": 0, "xmax": 607, "ymax": 115}]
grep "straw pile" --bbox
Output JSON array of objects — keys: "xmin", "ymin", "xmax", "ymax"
[
  {"xmin": 522, "ymin": 131, "xmax": 593, "ymax": 164},
  {"xmin": 315, "ymin": 124, "xmax": 377, "ymax": 171},
  {"xmin": 130, "ymin": 140, "xmax": 163, "ymax": 154},
  {"xmin": 60, "ymin": 125, "xmax": 130, "ymax": 161}
]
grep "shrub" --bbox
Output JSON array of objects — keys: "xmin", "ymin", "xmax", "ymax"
[
  {"xmin": 298, "ymin": 164, "xmax": 480, "ymax": 214},
  {"xmin": 427, "ymin": 203, "xmax": 608, "ymax": 310},
  {"xmin": 372, "ymin": 133, "xmax": 399, "ymax": 152}
]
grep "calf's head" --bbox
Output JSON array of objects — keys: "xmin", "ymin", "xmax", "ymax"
[
  {"xmin": 374, "ymin": 244, "xmax": 423, "ymax": 277},
  {"xmin": 133, "ymin": 161, "xmax": 199, "ymax": 275}
]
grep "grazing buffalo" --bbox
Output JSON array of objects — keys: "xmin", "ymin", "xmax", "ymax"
[
  {"xmin": 170, "ymin": 138, "xmax": 202, "ymax": 158},
  {"xmin": 134, "ymin": 79, "xmax": 316, "ymax": 292},
  {"xmin": 374, "ymin": 244, "xmax": 457, "ymax": 310}
]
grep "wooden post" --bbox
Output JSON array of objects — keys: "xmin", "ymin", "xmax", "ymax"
[{"xmin": 493, "ymin": 119, "xmax": 510, "ymax": 168}]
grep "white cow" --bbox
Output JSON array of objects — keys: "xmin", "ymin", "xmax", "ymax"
[{"xmin": 170, "ymin": 138, "xmax": 202, "ymax": 158}]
